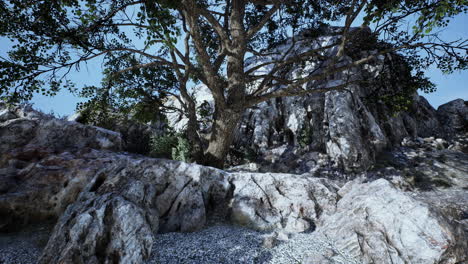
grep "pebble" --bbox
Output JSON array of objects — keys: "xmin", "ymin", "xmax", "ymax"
[
  {"xmin": 0, "ymin": 224, "xmax": 52, "ymax": 264},
  {"xmin": 146, "ymin": 224, "xmax": 359, "ymax": 264},
  {"xmin": 0, "ymin": 224, "xmax": 359, "ymax": 264}
]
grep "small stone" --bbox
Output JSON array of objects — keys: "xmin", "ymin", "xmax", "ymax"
[
  {"xmin": 424, "ymin": 136, "xmax": 435, "ymax": 143},
  {"xmin": 262, "ymin": 233, "xmax": 277, "ymax": 249},
  {"xmin": 303, "ymin": 248, "xmax": 334, "ymax": 264},
  {"xmin": 275, "ymin": 231, "xmax": 290, "ymax": 242}
]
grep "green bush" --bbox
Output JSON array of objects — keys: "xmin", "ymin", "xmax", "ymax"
[
  {"xmin": 298, "ymin": 124, "xmax": 312, "ymax": 148},
  {"xmin": 171, "ymin": 136, "xmax": 191, "ymax": 162},
  {"xmin": 150, "ymin": 133, "xmax": 191, "ymax": 162}
]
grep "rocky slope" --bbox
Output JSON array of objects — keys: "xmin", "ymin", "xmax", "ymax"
[{"xmin": 0, "ymin": 101, "xmax": 467, "ymax": 263}]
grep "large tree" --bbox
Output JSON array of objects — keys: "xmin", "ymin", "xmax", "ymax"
[{"xmin": 1, "ymin": 0, "xmax": 467, "ymax": 167}]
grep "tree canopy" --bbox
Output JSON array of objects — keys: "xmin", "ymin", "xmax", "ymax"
[{"xmin": 1, "ymin": 0, "xmax": 467, "ymax": 167}]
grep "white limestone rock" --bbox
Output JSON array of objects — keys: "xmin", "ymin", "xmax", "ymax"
[{"xmin": 316, "ymin": 179, "xmax": 467, "ymax": 264}]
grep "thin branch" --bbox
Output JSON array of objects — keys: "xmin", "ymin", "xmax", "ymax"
[
  {"xmin": 246, "ymin": 4, "xmax": 279, "ymax": 39},
  {"xmin": 246, "ymin": 40, "xmax": 466, "ymax": 106}
]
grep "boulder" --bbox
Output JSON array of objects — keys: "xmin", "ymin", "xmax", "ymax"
[
  {"xmin": 437, "ymin": 99, "xmax": 468, "ymax": 135},
  {"xmin": 316, "ymin": 179, "xmax": 467, "ymax": 264},
  {"xmin": 0, "ymin": 103, "xmax": 122, "ymax": 155},
  {"xmin": 0, "ymin": 103, "xmax": 122, "ymax": 231},
  {"xmin": 377, "ymin": 136, "xmax": 468, "ymax": 191},
  {"xmin": 38, "ymin": 156, "xmax": 230, "ymax": 264},
  {"xmin": 34, "ymin": 152, "xmax": 343, "ymax": 263},
  {"xmin": 0, "ymin": 149, "xmax": 115, "ymax": 231},
  {"xmin": 229, "ymin": 172, "xmax": 339, "ymax": 232}
]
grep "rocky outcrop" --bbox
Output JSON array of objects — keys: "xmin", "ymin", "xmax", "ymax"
[
  {"xmin": 373, "ymin": 134, "xmax": 468, "ymax": 238},
  {"xmin": 0, "ymin": 103, "xmax": 122, "ymax": 231},
  {"xmin": 229, "ymin": 172, "xmax": 339, "ymax": 232},
  {"xmin": 0, "ymin": 103, "xmax": 341, "ymax": 263},
  {"xmin": 68, "ymin": 110, "xmax": 165, "ymax": 155},
  {"xmin": 38, "ymin": 154, "xmax": 230, "ymax": 264},
  {"xmin": 0, "ymin": 103, "xmax": 122, "ymax": 155},
  {"xmin": 375, "ymin": 135, "xmax": 468, "ymax": 190},
  {"xmin": 1, "ymin": 102, "xmax": 467, "ymax": 264},
  {"xmin": 437, "ymin": 99, "xmax": 468, "ymax": 135},
  {"xmin": 316, "ymin": 179, "xmax": 467, "ymax": 264},
  {"xmin": 166, "ymin": 28, "xmax": 443, "ymax": 172}
]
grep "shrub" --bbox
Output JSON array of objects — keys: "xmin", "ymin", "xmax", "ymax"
[
  {"xmin": 298, "ymin": 123, "xmax": 313, "ymax": 148},
  {"xmin": 171, "ymin": 136, "xmax": 191, "ymax": 162},
  {"xmin": 150, "ymin": 133, "xmax": 191, "ymax": 162}
]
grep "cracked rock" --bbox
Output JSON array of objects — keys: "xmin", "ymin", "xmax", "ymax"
[{"xmin": 316, "ymin": 179, "xmax": 467, "ymax": 264}]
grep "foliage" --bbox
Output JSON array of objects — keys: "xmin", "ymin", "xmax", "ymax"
[
  {"xmin": 150, "ymin": 133, "xmax": 191, "ymax": 162},
  {"xmin": 364, "ymin": 54, "xmax": 436, "ymax": 114},
  {"xmin": 171, "ymin": 135, "xmax": 191, "ymax": 162},
  {"xmin": 298, "ymin": 123, "xmax": 313, "ymax": 148},
  {"xmin": 197, "ymin": 100, "xmax": 214, "ymax": 130},
  {"xmin": 77, "ymin": 97, "xmax": 168, "ymax": 155}
]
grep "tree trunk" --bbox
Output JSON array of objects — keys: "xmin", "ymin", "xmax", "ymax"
[
  {"xmin": 185, "ymin": 111, "xmax": 204, "ymax": 163},
  {"xmin": 203, "ymin": 107, "xmax": 243, "ymax": 168}
]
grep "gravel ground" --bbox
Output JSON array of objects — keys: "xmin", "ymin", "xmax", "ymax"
[
  {"xmin": 147, "ymin": 224, "xmax": 359, "ymax": 264},
  {"xmin": 0, "ymin": 224, "xmax": 52, "ymax": 264},
  {"xmin": 0, "ymin": 223, "xmax": 359, "ymax": 264}
]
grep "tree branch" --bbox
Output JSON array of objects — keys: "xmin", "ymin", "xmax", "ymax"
[{"xmin": 246, "ymin": 4, "xmax": 279, "ymax": 39}]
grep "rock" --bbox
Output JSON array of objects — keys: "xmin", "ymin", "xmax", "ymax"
[
  {"xmin": 0, "ymin": 103, "xmax": 343, "ymax": 261},
  {"xmin": 372, "ymin": 134, "xmax": 468, "ymax": 239},
  {"xmin": 36, "ymin": 155, "xmax": 231, "ymax": 263},
  {"xmin": 384, "ymin": 137, "xmax": 468, "ymax": 191},
  {"xmin": 415, "ymin": 189, "xmax": 468, "ymax": 233},
  {"xmin": 316, "ymin": 179, "xmax": 467, "ymax": 264},
  {"xmin": 72, "ymin": 111, "xmax": 166, "ymax": 155},
  {"xmin": 0, "ymin": 108, "xmax": 16, "ymax": 122},
  {"xmin": 323, "ymin": 89, "xmax": 387, "ymax": 171},
  {"xmin": 0, "ymin": 104, "xmax": 122, "ymax": 155},
  {"xmin": 437, "ymin": 99, "xmax": 468, "ymax": 135},
  {"xmin": 33, "ymin": 154, "xmax": 343, "ymax": 263},
  {"xmin": 40, "ymin": 194, "xmax": 155, "ymax": 264},
  {"xmin": 433, "ymin": 138, "xmax": 448, "ymax": 149},
  {"xmin": 0, "ymin": 104, "xmax": 122, "ymax": 231},
  {"xmin": 229, "ymin": 172, "xmax": 339, "ymax": 232},
  {"xmin": 0, "ymin": 149, "xmax": 113, "ymax": 231},
  {"xmin": 1, "ymin": 103, "xmax": 468, "ymax": 264},
  {"xmin": 261, "ymin": 233, "xmax": 277, "ymax": 249}
]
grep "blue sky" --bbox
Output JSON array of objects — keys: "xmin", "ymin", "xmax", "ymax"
[{"xmin": 1, "ymin": 11, "xmax": 467, "ymax": 116}]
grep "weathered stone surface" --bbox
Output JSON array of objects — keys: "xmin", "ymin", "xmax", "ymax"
[
  {"xmin": 229, "ymin": 172, "xmax": 339, "ymax": 232},
  {"xmin": 0, "ymin": 103, "xmax": 122, "ymax": 154},
  {"xmin": 0, "ymin": 103, "xmax": 122, "ymax": 231},
  {"xmin": 32, "ymin": 153, "xmax": 344, "ymax": 263},
  {"xmin": 374, "ymin": 135, "xmax": 468, "ymax": 239},
  {"xmin": 323, "ymin": 89, "xmax": 387, "ymax": 171},
  {"xmin": 40, "ymin": 193, "xmax": 155, "ymax": 264},
  {"xmin": 317, "ymin": 179, "xmax": 467, "ymax": 264},
  {"xmin": 437, "ymin": 99, "xmax": 468, "ymax": 135},
  {"xmin": 0, "ymin": 149, "xmax": 111, "ymax": 231},
  {"xmin": 1, "ymin": 103, "xmax": 468, "ymax": 264},
  {"xmin": 35, "ymin": 154, "xmax": 231, "ymax": 263},
  {"xmin": 378, "ymin": 136, "xmax": 468, "ymax": 191}
]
